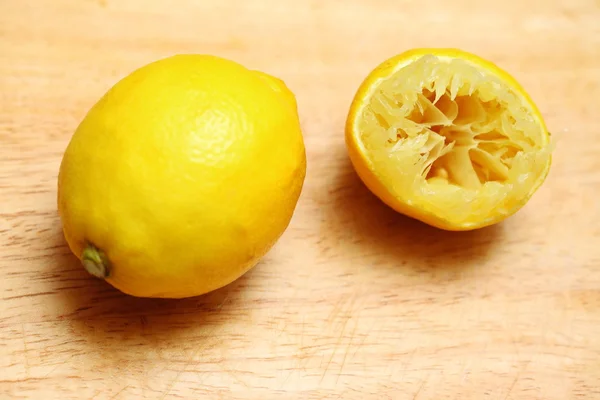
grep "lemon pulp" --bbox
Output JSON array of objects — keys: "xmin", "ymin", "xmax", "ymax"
[{"xmin": 351, "ymin": 50, "xmax": 552, "ymax": 229}]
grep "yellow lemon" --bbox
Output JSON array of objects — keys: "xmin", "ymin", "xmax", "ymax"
[
  {"xmin": 346, "ymin": 48, "xmax": 552, "ymax": 231},
  {"xmin": 58, "ymin": 54, "xmax": 306, "ymax": 298}
]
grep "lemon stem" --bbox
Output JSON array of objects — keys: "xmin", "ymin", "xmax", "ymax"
[{"xmin": 81, "ymin": 244, "xmax": 110, "ymax": 279}]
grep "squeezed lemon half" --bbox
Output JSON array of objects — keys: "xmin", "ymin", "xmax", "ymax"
[{"xmin": 346, "ymin": 48, "xmax": 552, "ymax": 231}]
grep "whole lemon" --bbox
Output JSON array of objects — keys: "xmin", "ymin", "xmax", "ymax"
[{"xmin": 58, "ymin": 55, "xmax": 306, "ymax": 298}]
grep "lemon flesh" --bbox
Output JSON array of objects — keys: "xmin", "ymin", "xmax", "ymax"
[
  {"xmin": 58, "ymin": 55, "xmax": 306, "ymax": 298},
  {"xmin": 348, "ymin": 49, "xmax": 552, "ymax": 230}
]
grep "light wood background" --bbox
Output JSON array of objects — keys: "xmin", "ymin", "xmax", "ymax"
[{"xmin": 1, "ymin": 0, "xmax": 599, "ymax": 399}]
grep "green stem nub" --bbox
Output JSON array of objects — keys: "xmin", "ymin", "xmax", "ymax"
[{"xmin": 81, "ymin": 244, "xmax": 110, "ymax": 279}]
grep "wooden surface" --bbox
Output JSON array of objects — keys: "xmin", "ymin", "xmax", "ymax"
[{"xmin": 1, "ymin": 0, "xmax": 599, "ymax": 398}]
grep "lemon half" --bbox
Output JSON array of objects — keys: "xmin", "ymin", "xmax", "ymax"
[{"xmin": 346, "ymin": 48, "xmax": 552, "ymax": 231}]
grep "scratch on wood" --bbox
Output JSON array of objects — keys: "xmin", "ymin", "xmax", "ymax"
[
  {"xmin": 222, "ymin": 363, "xmax": 251, "ymax": 388},
  {"xmin": 89, "ymin": 389, "xmax": 103, "ymax": 399},
  {"xmin": 21, "ymin": 323, "xmax": 30, "ymax": 379},
  {"xmin": 42, "ymin": 362, "xmax": 63, "ymax": 379},
  {"xmin": 160, "ymin": 366, "xmax": 187, "ymax": 399},
  {"xmin": 216, "ymin": 292, "xmax": 230, "ymax": 310},
  {"xmin": 337, "ymin": 302, "xmax": 363, "ymax": 384},
  {"xmin": 300, "ymin": 314, "xmax": 305, "ymax": 350},
  {"xmin": 279, "ymin": 366, "xmax": 295, "ymax": 390},
  {"xmin": 320, "ymin": 311, "xmax": 346, "ymax": 381},
  {"xmin": 351, "ymin": 320, "xmax": 373, "ymax": 360},
  {"xmin": 160, "ymin": 322, "xmax": 223, "ymax": 399},
  {"xmin": 109, "ymin": 385, "xmax": 129, "ymax": 400},
  {"xmin": 504, "ymin": 361, "xmax": 530, "ymax": 400},
  {"xmin": 321, "ymin": 292, "xmax": 360, "ymax": 384},
  {"xmin": 336, "ymin": 319, "xmax": 356, "ymax": 384},
  {"xmin": 398, "ymin": 347, "xmax": 419, "ymax": 383},
  {"xmin": 159, "ymin": 347, "xmax": 200, "ymax": 399},
  {"xmin": 413, "ymin": 377, "xmax": 427, "ymax": 399}
]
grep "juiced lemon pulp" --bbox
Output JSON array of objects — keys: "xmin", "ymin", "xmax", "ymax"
[{"xmin": 347, "ymin": 49, "xmax": 552, "ymax": 230}]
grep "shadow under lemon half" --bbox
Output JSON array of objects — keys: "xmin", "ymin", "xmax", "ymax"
[{"xmin": 346, "ymin": 48, "xmax": 553, "ymax": 231}]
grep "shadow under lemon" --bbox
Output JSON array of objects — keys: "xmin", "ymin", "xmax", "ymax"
[
  {"xmin": 48, "ymin": 225, "xmax": 257, "ymax": 366},
  {"xmin": 326, "ymin": 150, "xmax": 504, "ymax": 277}
]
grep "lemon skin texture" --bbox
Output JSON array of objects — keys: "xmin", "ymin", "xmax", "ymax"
[{"xmin": 57, "ymin": 54, "xmax": 306, "ymax": 298}]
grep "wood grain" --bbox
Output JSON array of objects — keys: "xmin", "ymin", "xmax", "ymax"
[{"xmin": 1, "ymin": 0, "xmax": 599, "ymax": 398}]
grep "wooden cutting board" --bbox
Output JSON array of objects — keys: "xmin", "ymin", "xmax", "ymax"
[{"xmin": 1, "ymin": 0, "xmax": 599, "ymax": 398}]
